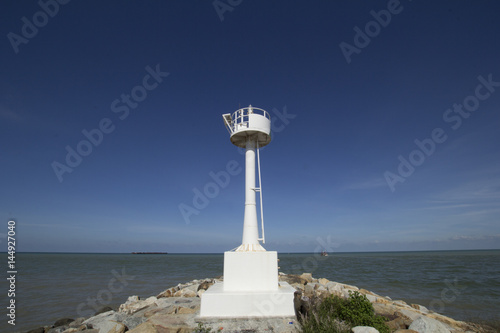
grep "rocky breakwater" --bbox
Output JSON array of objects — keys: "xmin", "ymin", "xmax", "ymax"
[
  {"xmin": 28, "ymin": 273, "xmax": 483, "ymax": 333},
  {"xmin": 284, "ymin": 273, "xmax": 479, "ymax": 333}
]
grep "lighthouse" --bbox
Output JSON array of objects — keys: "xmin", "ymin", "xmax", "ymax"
[
  {"xmin": 225, "ymin": 105, "xmax": 270, "ymax": 252},
  {"xmin": 199, "ymin": 106, "xmax": 295, "ymax": 318}
]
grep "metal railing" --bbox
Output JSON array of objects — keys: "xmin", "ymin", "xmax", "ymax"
[{"xmin": 224, "ymin": 106, "xmax": 270, "ymax": 134}]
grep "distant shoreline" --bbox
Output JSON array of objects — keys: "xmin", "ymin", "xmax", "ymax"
[{"xmin": 8, "ymin": 248, "xmax": 500, "ymax": 255}]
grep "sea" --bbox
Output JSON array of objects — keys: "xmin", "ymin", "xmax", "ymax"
[{"xmin": 1, "ymin": 250, "xmax": 499, "ymax": 333}]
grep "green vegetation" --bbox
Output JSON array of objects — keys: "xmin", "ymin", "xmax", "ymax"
[
  {"xmin": 300, "ymin": 291, "xmax": 389, "ymax": 333},
  {"xmin": 193, "ymin": 322, "xmax": 223, "ymax": 333}
]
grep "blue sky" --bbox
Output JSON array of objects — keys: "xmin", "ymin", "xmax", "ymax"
[{"xmin": 1, "ymin": 0, "xmax": 499, "ymax": 253}]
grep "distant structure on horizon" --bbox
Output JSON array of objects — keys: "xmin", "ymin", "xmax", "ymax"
[{"xmin": 200, "ymin": 105, "xmax": 295, "ymax": 318}]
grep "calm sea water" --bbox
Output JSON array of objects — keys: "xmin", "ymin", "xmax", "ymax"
[{"xmin": 1, "ymin": 250, "xmax": 499, "ymax": 332}]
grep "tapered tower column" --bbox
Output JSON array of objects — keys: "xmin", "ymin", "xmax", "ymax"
[{"xmin": 238, "ymin": 138, "xmax": 265, "ymax": 251}]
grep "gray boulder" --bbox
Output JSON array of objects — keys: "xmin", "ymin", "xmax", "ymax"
[
  {"xmin": 83, "ymin": 310, "xmax": 128, "ymax": 333},
  {"xmin": 53, "ymin": 318, "xmax": 74, "ymax": 327},
  {"xmin": 409, "ymin": 315, "xmax": 451, "ymax": 333},
  {"xmin": 352, "ymin": 326, "xmax": 380, "ymax": 333}
]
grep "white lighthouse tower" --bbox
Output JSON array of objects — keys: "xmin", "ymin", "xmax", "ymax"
[{"xmin": 200, "ymin": 106, "xmax": 296, "ymax": 318}]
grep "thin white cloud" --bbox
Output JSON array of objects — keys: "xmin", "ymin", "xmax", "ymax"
[
  {"xmin": 418, "ymin": 203, "xmax": 474, "ymax": 210},
  {"xmin": 426, "ymin": 174, "xmax": 500, "ymax": 209}
]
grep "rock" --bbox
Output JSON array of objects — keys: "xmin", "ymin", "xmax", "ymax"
[
  {"xmin": 292, "ymin": 283, "xmax": 305, "ymax": 292},
  {"xmin": 394, "ymin": 330, "xmax": 418, "ymax": 333},
  {"xmin": 315, "ymin": 285, "xmax": 330, "ymax": 298},
  {"xmin": 54, "ymin": 318, "xmax": 74, "ymax": 327},
  {"xmin": 393, "ymin": 312, "xmax": 414, "ymax": 328},
  {"xmin": 101, "ymin": 321, "xmax": 127, "ymax": 333},
  {"xmin": 64, "ymin": 328, "xmax": 90, "ymax": 333},
  {"xmin": 127, "ymin": 322, "xmax": 158, "ymax": 333},
  {"xmin": 61, "ymin": 329, "xmax": 77, "ymax": 333},
  {"xmin": 374, "ymin": 296, "xmax": 391, "ymax": 304},
  {"xmin": 156, "ymin": 287, "xmax": 177, "ymax": 298},
  {"xmin": 315, "ymin": 284, "xmax": 328, "ymax": 296},
  {"xmin": 364, "ymin": 293, "xmax": 377, "ymax": 303},
  {"xmin": 393, "ymin": 300, "xmax": 409, "ymax": 307},
  {"xmin": 83, "ymin": 311, "xmax": 127, "ymax": 333},
  {"xmin": 62, "ymin": 318, "xmax": 88, "ymax": 333},
  {"xmin": 185, "ymin": 284, "xmax": 199, "ymax": 293},
  {"xmin": 352, "ymin": 326, "xmax": 380, "ymax": 333},
  {"xmin": 177, "ymin": 306, "xmax": 197, "ymax": 314},
  {"xmin": 372, "ymin": 303, "xmax": 397, "ymax": 316},
  {"xmin": 124, "ymin": 295, "xmax": 140, "ymax": 304},
  {"xmin": 174, "ymin": 288, "xmax": 197, "ymax": 297},
  {"xmin": 342, "ymin": 289, "xmax": 354, "ymax": 299},
  {"xmin": 416, "ymin": 304, "xmax": 429, "ymax": 314},
  {"xmin": 148, "ymin": 313, "xmax": 195, "ymax": 332},
  {"xmin": 386, "ymin": 317, "xmax": 407, "ymax": 330},
  {"xmin": 395, "ymin": 308, "xmax": 424, "ymax": 322},
  {"xmin": 342, "ymin": 283, "xmax": 360, "ymax": 291},
  {"xmin": 95, "ymin": 306, "xmax": 114, "ymax": 315},
  {"xmin": 304, "ymin": 283, "xmax": 315, "ymax": 297},
  {"xmin": 47, "ymin": 327, "xmax": 68, "ymax": 333},
  {"xmin": 154, "ymin": 297, "xmax": 176, "ymax": 309},
  {"xmin": 174, "ymin": 298, "xmax": 195, "ymax": 305},
  {"xmin": 68, "ymin": 318, "xmax": 87, "ymax": 328},
  {"xmin": 123, "ymin": 314, "xmax": 148, "ymax": 331},
  {"xmin": 300, "ymin": 273, "xmax": 313, "ymax": 283},
  {"xmin": 409, "ymin": 315, "xmax": 451, "ymax": 333},
  {"xmin": 142, "ymin": 301, "xmax": 177, "ymax": 317},
  {"xmin": 318, "ymin": 277, "xmax": 330, "ymax": 285},
  {"xmin": 279, "ymin": 274, "xmax": 309, "ymax": 285},
  {"xmin": 317, "ymin": 284, "xmax": 327, "ymax": 292},
  {"xmin": 63, "ymin": 326, "xmax": 86, "ymax": 333},
  {"xmin": 325, "ymin": 281, "xmax": 343, "ymax": 293},
  {"xmin": 119, "ymin": 296, "xmax": 157, "ymax": 314},
  {"xmin": 425, "ymin": 312, "xmax": 470, "ymax": 331},
  {"xmin": 197, "ymin": 280, "xmax": 214, "ymax": 291},
  {"xmin": 295, "ymin": 295, "xmax": 312, "ymax": 317}
]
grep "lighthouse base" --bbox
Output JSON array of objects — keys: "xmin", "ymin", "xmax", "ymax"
[
  {"xmin": 199, "ymin": 251, "xmax": 296, "ymax": 318},
  {"xmin": 199, "ymin": 282, "xmax": 296, "ymax": 318},
  {"xmin": 224, "ymin": 251, "xmax": 278, "ymax": 291}
]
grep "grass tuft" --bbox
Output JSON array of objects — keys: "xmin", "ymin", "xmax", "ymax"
[{"xmin": 299, "ymin": 291, "xmax": 389, "ymax": 333}]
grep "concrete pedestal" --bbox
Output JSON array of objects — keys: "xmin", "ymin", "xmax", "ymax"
[
  {"xmin": 199, "ymin": 281, "xmax": 296, "ymax": 317},
  {"xmin": 199, "ymin": 251, "xmax": 296, "ymax": 318},
  {"xmin": 224, "ymin": 251, "xmax": 278, "ymax": 291}
]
